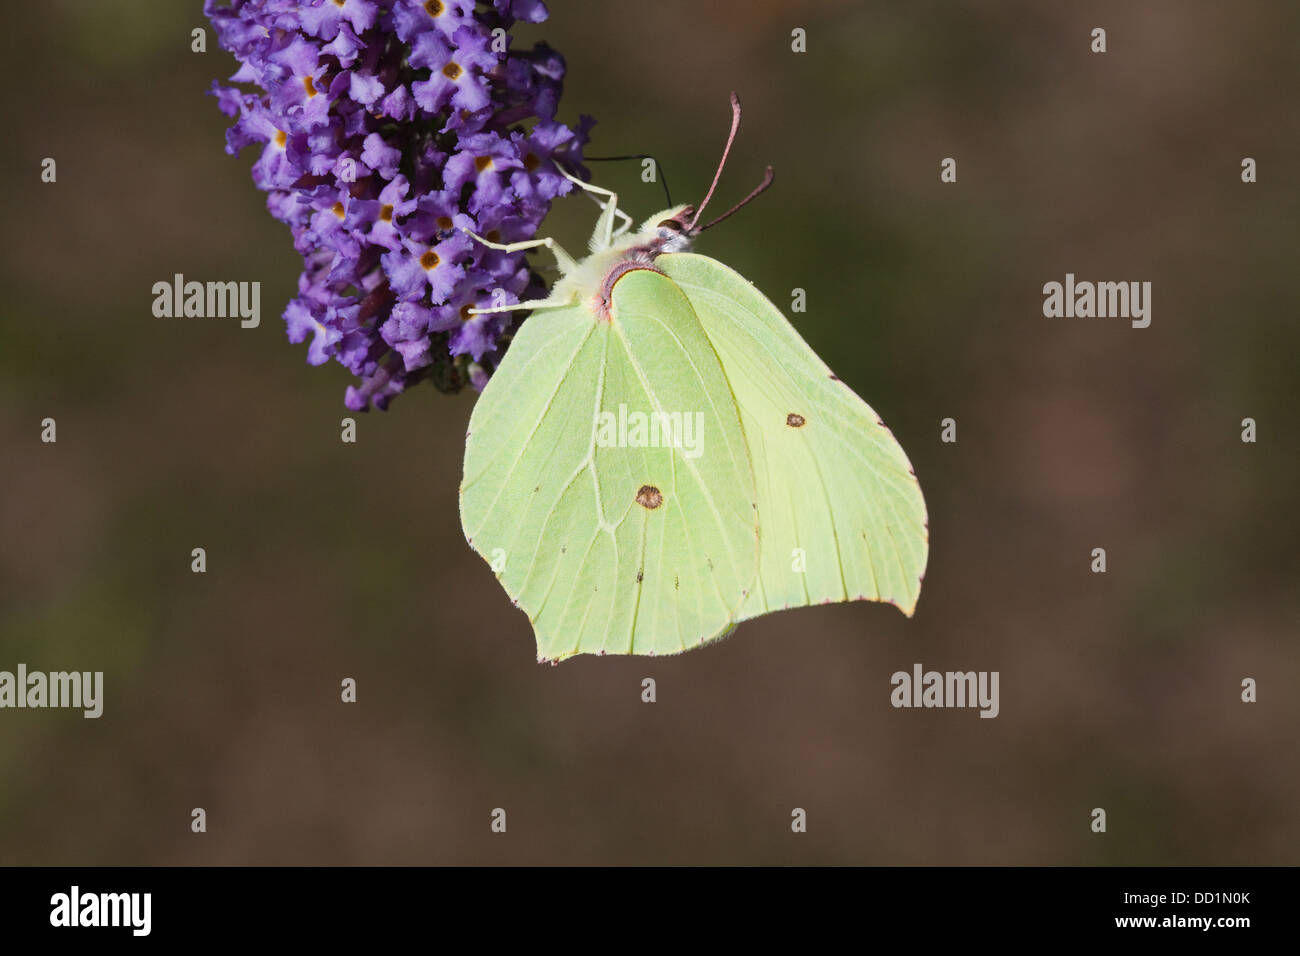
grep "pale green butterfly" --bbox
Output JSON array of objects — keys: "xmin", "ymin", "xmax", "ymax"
[{"xmin": 461, "ymin": 94, "xmax": 928, "ymax": 662}]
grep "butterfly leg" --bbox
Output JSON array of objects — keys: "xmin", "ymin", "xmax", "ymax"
[
  {"xmin": 558, "ymin": 169, "xmax": 632, "ymax": 245},
  {"xmin": 466, "ymin": 296, "xmax": 565, "ymax": 316},
  {"xmin": 609, "ymin": 206, "xmax": 634, "ymax": 238},
  {"xmin": 596, "ymin": 202, "xmax": 634, "ymax": 241},
  {"xmin": 461, "ymin": 229, "xmax": 579, "ymax": 275}
]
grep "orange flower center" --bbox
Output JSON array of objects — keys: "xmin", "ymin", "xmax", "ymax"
[
  {"xmin": 474, "ymin": 156, "xmax": 493, "ymax": 173},
  {"xmin": 303, "ymin": 75, "xmax": 317, "ymax": 97},
  {"xmin": 436, "ymin": 216, "xmax": 454, "ymax": 230},
  {"xmin": 420, "ymin": 250, "xmax": 441, "ymax": 270},
  {"xmin": 274, "ymin": 129, "xmax": 287, "ymax": 148},
  {"xmin": 425, "ymin": 0, "xmax": 444, "ymax": 15},
  {"xmin": 331, "ymin": 201, "xmax": 345, "ymax": 219},
  {"xmin": 379, "ymin": 204, "xmax": 394, "ymax": 222},
  {"xmin": 442, "ymin": 62, "xmax": 462, "ymax": 80}
]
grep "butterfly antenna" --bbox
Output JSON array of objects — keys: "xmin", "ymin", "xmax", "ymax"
[
  {"xmin": 699, "ymin": 165, "xmax": 775, "ymax": 231},
  {"xmin": 688, "ymin": 92, "xmax": 743, "ymax": 232},
  {"xmin": 583, "ymin": 154, "xmax": 672, "ymax": 207}
]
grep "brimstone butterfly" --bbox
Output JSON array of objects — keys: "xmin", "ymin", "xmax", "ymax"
[{"xmin": 461, "ymin": 95, "xmax": 928, "ymax": 662}]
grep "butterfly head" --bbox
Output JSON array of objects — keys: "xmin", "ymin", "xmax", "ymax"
[
  {"xmin": 631, "ymin": 156, "xmax": 775, "ymax": 259},
  {"xmin": 636, "ymin": 204, "xmax": 698, "ymax": 253}
]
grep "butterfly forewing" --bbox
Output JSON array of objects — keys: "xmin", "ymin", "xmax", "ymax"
[{"xmin": 460, "ymin": 270, "xmax": 758, "ymax": 660}]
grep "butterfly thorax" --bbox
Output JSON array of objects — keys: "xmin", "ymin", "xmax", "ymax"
[{"xmin": 547, "ymin": 205, "xmax": 699, "ymax": 322}]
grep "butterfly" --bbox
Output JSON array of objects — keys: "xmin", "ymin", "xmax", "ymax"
[{"xmin": 460, "ymin": 94, "xmax": 928, "ymax": 662}]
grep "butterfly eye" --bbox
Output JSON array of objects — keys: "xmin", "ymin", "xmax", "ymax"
[{"xmin": 658, "ymin": 218, "xmax": 684, "ymax": 232}]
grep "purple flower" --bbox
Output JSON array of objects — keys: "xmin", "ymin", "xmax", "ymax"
[
  {"xmin": 410, "ymin": 26, "xmax": 497, "ymax": 116},
  {"xmin": 206, "ymin": 0, "xmax": 591, "ymax": 409},
  {"xmin": 382, "ymin": 233, "xmax": 471, "ymax": 303},
  {"xmin": 494, "ymin": 1, "xmax": 549, "ymax": 24},
  {"xmin": 360, "ymin": 132, "xmax": 402, "ymax": 179},
  {"xmin": 323, "ymin": 24, "xmax": 366, "ymax": 66},
  {"xmin": 393, "ymin": 0, "xmax": 477, "ymax": 44},
  {"xmin": 285, "ymin": 297, "xmax": 344, "ymax": 366},
  {"xmin": 267, "ymin": 36, "xmax": 332, "ymax": 129},
  {"xmin": 300, "ymin": 0, "xmax": 381, "ymax": 40},
  {"xmin": 444, "ymin": 131, "xmax": 521, "ymax": 213}
]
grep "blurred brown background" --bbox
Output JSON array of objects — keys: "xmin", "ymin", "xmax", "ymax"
[{"xmin": 1, "ymin": 0, "xmax": 1296, "ymax": 864}]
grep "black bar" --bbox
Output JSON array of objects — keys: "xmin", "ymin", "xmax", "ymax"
[{"xmin": 0, "ymin": 866, "xmax": 1280, "ymax": 942}]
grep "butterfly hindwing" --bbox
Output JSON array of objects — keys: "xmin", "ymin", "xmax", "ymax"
[{"xmin": 661, "ymin": 252, "xmax": 929, "ymax": 620}]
